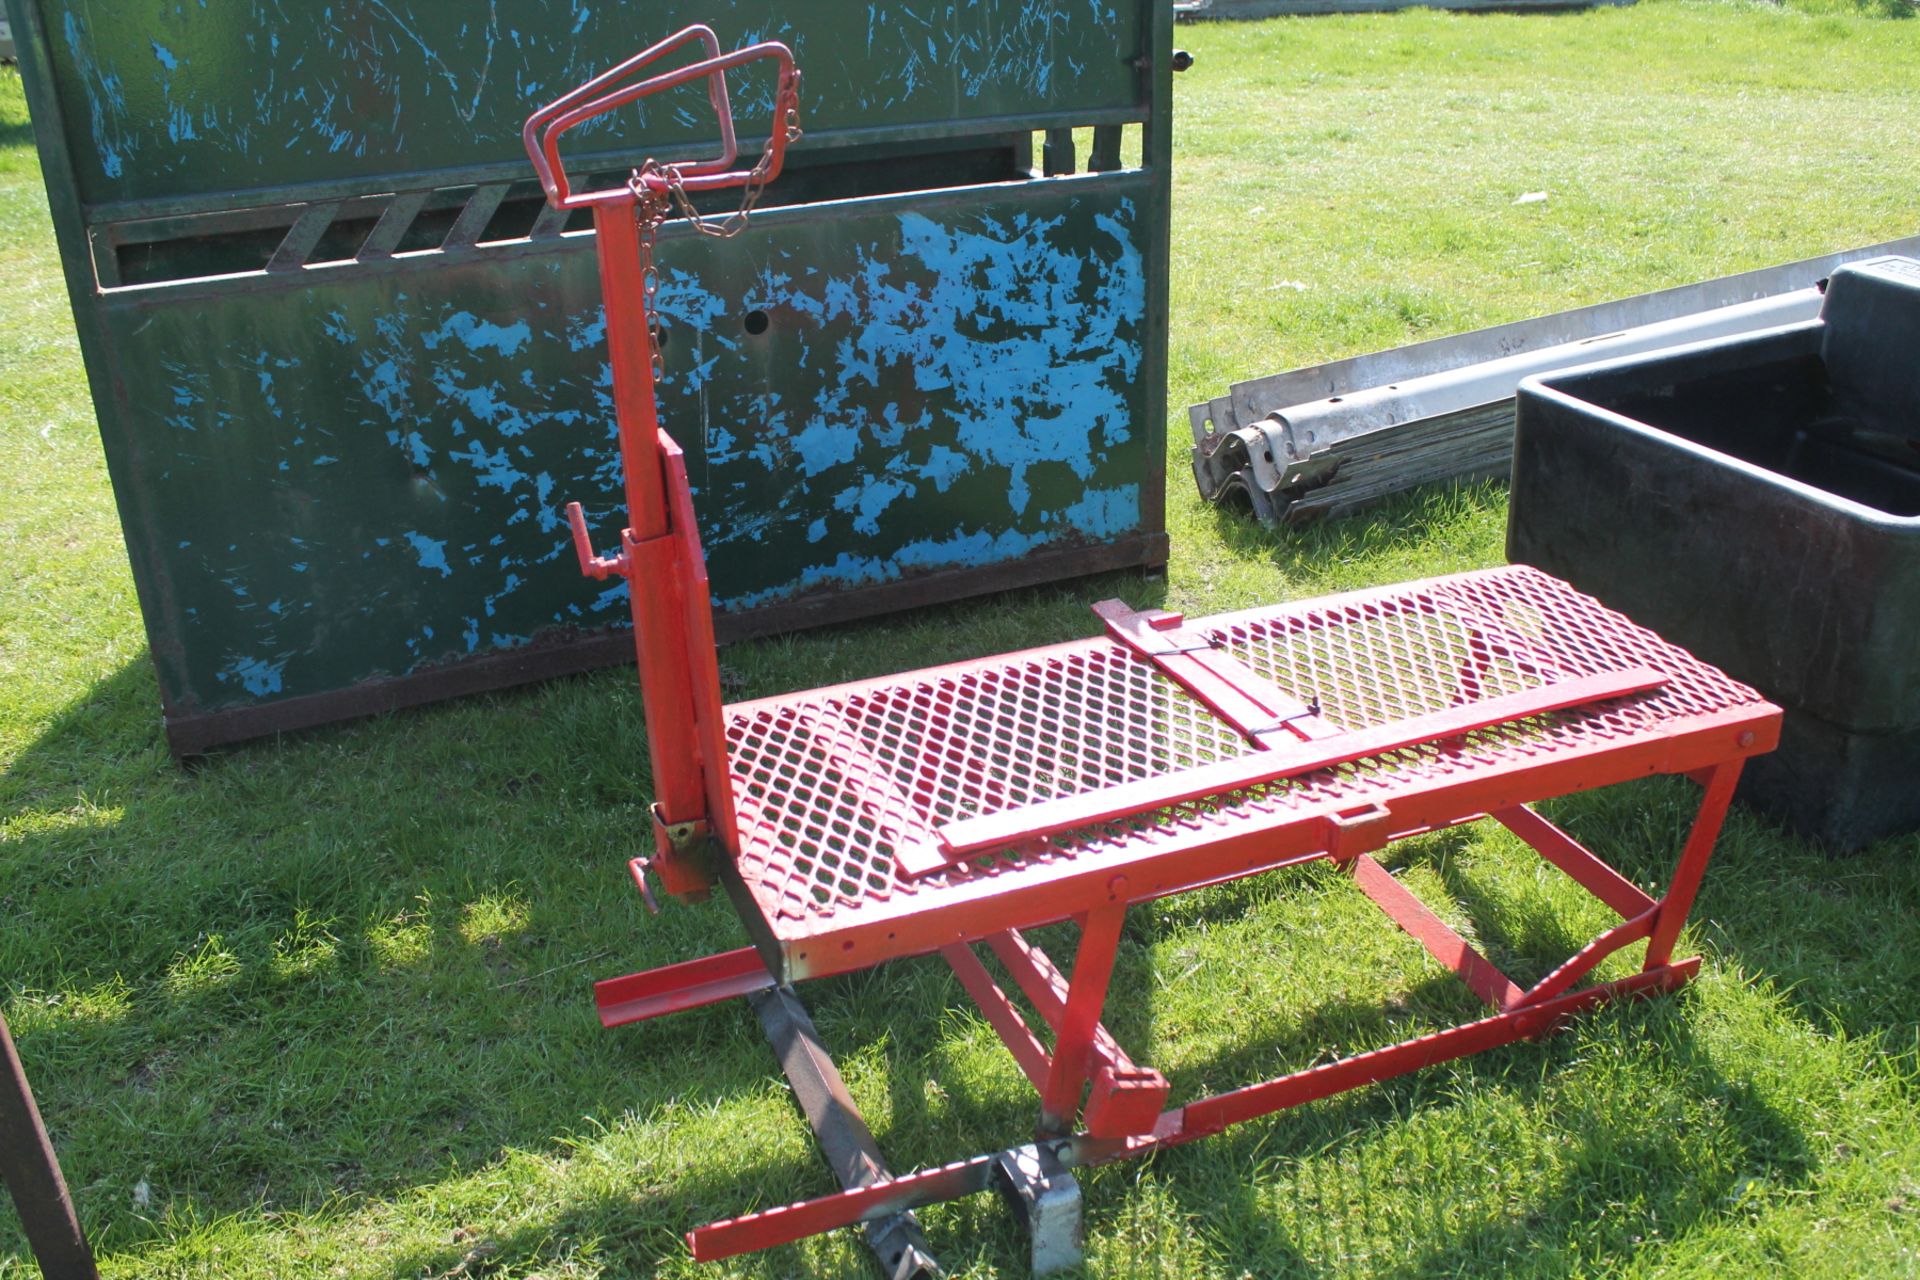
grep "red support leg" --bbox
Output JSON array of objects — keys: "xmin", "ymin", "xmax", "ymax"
[
  {"xmin": 1494, "ymin": 805, "xmax": 1656, "ymax": 920},
  {"xmin": 1037, "ymin": 904, "xmax": 1130, "ymax": 1136},
  {"xmin": 985, "ymin": 929, "xmax": 1169, "ymax": 1138},
  {"xmin": 1645, "ymin": 760, "xmax": 1744, "ymax": 970},
  {"xmin": 1174, "ymin": 959, "xmax": 1699, "ymax": 1140},
  {"xmin": 685, "ymin": 960, "xmax": 1703, "ymax": 1263},
  {"xmin": 1513, "ymin": 908, "xmax": 1656, "ymax": 1008}
]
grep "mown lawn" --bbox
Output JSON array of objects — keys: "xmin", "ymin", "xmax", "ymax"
[{"xmin": 5, "ymin": 2, "xmax": 1920, "ymax": 1276}]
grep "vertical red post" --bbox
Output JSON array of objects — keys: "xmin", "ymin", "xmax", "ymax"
[
  {"xmin": 1038, "ymin": 902, "xmax": 1130, "ymax": 1135},
  {"xmin": 590, "ymin": 206, "xmax": 670, "ymax": 542},
  {"xmin": 590, "ymin": 204, "xmax": 708, "ymax": 838}
]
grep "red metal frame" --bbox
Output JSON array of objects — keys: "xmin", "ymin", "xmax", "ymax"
[{"xmin": 527, "ymin": 35, "xmax": 1783, "ymax": 1269}]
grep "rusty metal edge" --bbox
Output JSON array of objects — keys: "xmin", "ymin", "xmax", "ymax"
[{"xmin": 162, "ymin": 532, "xmax": 1170, "ymax": 759}]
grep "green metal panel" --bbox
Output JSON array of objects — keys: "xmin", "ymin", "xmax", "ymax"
[
  {"xmin": 33, "ymin": 1, "xmax": 1149, "ymax": 211},
  {"xmin": 101, "ymin": 178, "xmax": 1154, "ymax": 711},
  {"xmin": 7, "ymin": 0, "xmax": 1176, "ymax": 753}
]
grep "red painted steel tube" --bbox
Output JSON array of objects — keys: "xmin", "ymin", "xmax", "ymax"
[
  {"xmin": 934, "ymin": 665, "xmax": 1671, "ymax": 861},
  {"xmin": 977, "ymin": 928, "xmax": 1169, "ymax": 1136},
  {"xmin": 941, "ymin": 945, "xmax": 1053, "ymax": 1090},
  {"xmin": 1493, "ymin": 805, "xmax": 1655, "ymax": 920},
  {"xmin": 1038, "ymin": 904, "xmax": 1130, "ymax": 1133},
  {"xmin": 986, "ymin": 930, "xmax": 1141, "ymax": 1078},
  {"xmin": 525, "ymin": 32, "xmax": 799, "ymax": 210},
  {"xmin": 591, "ymin": 208, "xmax": 669, "ymax": 541},
  {"xmin": 542, "ymin": 43, "xmax": 796, "ymax": 199},
  {"xmin": 619, "ymin": 530, "xmax": 708, "ymax": 838},
  {"xmin": 685, "ymin": 961, "xmax": 1702, "ymax": 1262},
  {"xmin": 1348, "ymin": 854, "xmax": 1524, "ymax": 1010},
  {"xmin": 522, "ymin": 26, "xmax": 736, "ymax": 204},
  {"xmin": 774, "ymin": 706, "xmax": 1774, "ymax": 984},
  {"xmin": 688, "ymin": 1154, "xmax": 1000, "ymax": 1262},
  {"xmin": 662, "ymin": 442, "xmax": 740, "ymax": 848},
  {"xmin": 1175, "ymin": 959, "xmax": 1699, "ymax": 1140},
  {"xmin": 1644, "ymin": 760, "xmax": 1743, "ymax": 970},
  {"xmin": 1514, "ymin": 909, "xmax": 1656, "ymax": 1009}
]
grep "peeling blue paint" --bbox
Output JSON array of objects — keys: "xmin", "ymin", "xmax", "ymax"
[
  {"xmin": 132, "ymin": 178, "xmax": 1148, "ymax": 712},
  {"xmin": 217, "ymin": 655, "xmax": 286, "ymax": 696},
  {"xmin": 427, "ymin": 311, "xmax": 532, "ymax": 358},
  {"xmin": 1059, "ymin": 484, "xmax": 1141, "ymax": 541},
  {"xmin": 404, "ymin": 531, "xmax": 453, "ymax": 578}
]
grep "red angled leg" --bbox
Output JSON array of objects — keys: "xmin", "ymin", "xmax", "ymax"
[
  {"xmin": 942, "ymin": 944, "xmax": 1052, "ymax": 1091},
  {"xmin": 1348, "ymin": 853, "xmax": 1523, "ymax": 1010},
  {"xmin": 985, "ymin": 929, "xmax": 1168, "ymax": 1137},
  {"xmin": 1645, "ymin": 760, "xmax": 1743, "ymax": 970},
  {"xmin": 1038, "ymin": 903, "xmax": 1129, "ymax": 1135}
]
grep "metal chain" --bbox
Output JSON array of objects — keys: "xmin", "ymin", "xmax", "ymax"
[
  {"xmin": 627, "ymin": 170, "xmax": 675, "ymax": 377},
  {"xmin": 665, "ymin": 73, "xmax": 805, "ymax": 241},
  {"xmin": 625, "ymin": 74, "xmax": 805, "ymax": 378}
]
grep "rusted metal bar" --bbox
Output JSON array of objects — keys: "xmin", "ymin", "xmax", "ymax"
[
  {"xmin": 263, "ymin": 199, "xmax": 340, "ymax": 271},
  {"xmin": 356, "ymin": 189, "xmax": 430, "ymax": 259},
  {"xmin": 748, "ymin": 986, "xmax": 942, "ymax": 1279},
  {"xmin": 0, "ymin": 1010, "xmax": 99, "ymax": 1280}
]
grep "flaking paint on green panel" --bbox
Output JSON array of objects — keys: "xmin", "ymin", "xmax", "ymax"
[
  {"xmin": 37, "ymin": 0, "xmax": 1145, "ymax": 207},
  {"xmin": 101, "ymin": 179, "xmax": 1152, "ymax": 713}
]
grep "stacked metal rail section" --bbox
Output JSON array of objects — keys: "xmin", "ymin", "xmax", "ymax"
[
  {"xmin": 1188, "ymin": 237, "xmax": 1920, "ymax": 525},
  {"xmin": 525, "ymin": 32, "xmax": 1781, "ymax": 1276}
]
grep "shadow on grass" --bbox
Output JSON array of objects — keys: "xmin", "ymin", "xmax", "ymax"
[
  {"xmin": 0, "ymin": 654, "xmax": 814, "ymax": 1260},
  {"xmin": 1523, "ymin": 779, "xmax": 1920, "ymax": 1058},
  {"xmin": 1156, "ymin": 1002, "xmax": 1813, "ymax": 1280},
  {"xmin": 5, "ymin": 546, "xmax": 1905, "ymax": 1274},
  {"xmin": 1089, "ymin": 883, "xmax": 1818, "ymax": 1280},
  {"xmin": 1204, "ymin": 477, "xmax": 1509, "ymax": 585}
]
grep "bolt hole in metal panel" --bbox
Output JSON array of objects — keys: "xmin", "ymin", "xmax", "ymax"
[{"xmin": 7, "ymin": 0, "xmax": 1175, "ymax": 754}]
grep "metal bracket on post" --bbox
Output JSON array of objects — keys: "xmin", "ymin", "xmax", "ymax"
[
  {"xmin": 648, "ymin": 806, "xmax": 715, "ymax": 902},
  {"xmin": 994, "ymin": 1144, "xmax": 1084, "ymax": 1277}
]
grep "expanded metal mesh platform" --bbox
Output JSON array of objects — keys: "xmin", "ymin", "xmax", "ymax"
[{"xmin": 722, "ymin": 564, "xmax": 1769, "ymax": 981}]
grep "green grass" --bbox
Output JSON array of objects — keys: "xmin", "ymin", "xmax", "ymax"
[{"xmin": 6, "ymin": 2, "xmax": 1920, "ymax": 1276}]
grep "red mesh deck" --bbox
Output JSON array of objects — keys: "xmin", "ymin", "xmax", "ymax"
[{"xmin": 722, "ymin": 566, "xmax": 1767, "ymax": 969}]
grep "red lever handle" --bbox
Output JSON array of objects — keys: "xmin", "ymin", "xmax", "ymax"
[
  {"xmin": 522, "ymin": 25, "xmax": 799, "ymax": 211},
  {"xmin": 565, "ymin": 501, "xmax": 625, "ymax": 580}
]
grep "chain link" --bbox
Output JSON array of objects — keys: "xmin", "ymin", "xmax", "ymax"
[{"xmin": 625, "ymin": 74, "xmax": 806, "ymax": 378}]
